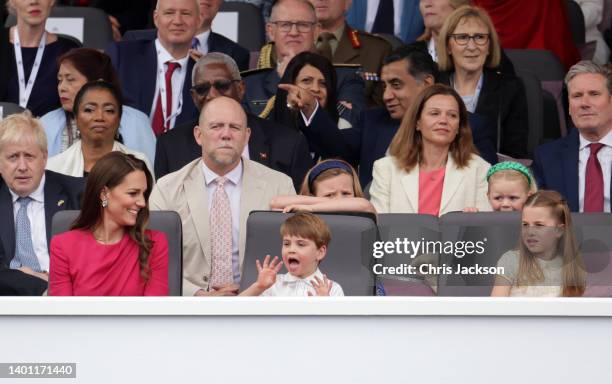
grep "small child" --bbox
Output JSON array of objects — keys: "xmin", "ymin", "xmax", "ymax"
[
  {"xmin": 486, "ymin": 161, "xmax": 537, "ymax": 211},
  {"xmin": 491, "ymin": 190, "xmax": 586, "ymax": 297},
  {"xmin": 240, "ymin": 212, "xmax": 344, "ymax": 296}
]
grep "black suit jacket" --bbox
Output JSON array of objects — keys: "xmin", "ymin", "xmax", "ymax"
[
  {"xmin": 0, "ymin": 28, "xmax": 10, "ymax": 101},
  {"xmin": 122, "ymin": 28, "xmax": 251, "ymax": 71},
  {"xmin": 0, "ymin": 170, "xmax": 83, "ymax": 295},
  {"xmin": 105, "ymin": 39, "xmax": 199, "ymax": 127},
  {"xmin": 154, "ymin": 113, "xmax": 313, "ymax": 189}
]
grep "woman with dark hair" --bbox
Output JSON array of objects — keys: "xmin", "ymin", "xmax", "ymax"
[
  {"xmin": 40, "ymin": 48, "xmax": 155, "ymax": 163},
  {"xmin": 1, "ymin": 0, "xmax": 80, "ymax": 116},
  {"xmin": 49, "ymin": 152, "xmax": 168, "ymax": 296},
  {"xmin": 46, "ymin": 81, "xmax": 153, "ymax": 178},
  {"xmin": 370, "ymin": 84, "xmax": 491, "ymax": 215}
]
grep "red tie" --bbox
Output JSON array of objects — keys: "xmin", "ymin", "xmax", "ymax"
[
  {"xmin": 152, "ymin": 61, "xmax": 180, "ymax": 136},
  {"xmin": 584, "ymin": 143, "xmax": 605, "ymax": 212}
]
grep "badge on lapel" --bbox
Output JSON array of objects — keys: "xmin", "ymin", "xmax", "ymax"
[
  {"xmin": 259, "ymin": 152, "xmax": 268, "ymax": 160},
  {"xmin": 57, "ymin": 199, "xmax": 65, "ymax": 207}
]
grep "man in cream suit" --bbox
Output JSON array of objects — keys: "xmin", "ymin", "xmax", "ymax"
[{"xmin": 150, "ymin": 96, "xmax": 295, "ymax": 296}]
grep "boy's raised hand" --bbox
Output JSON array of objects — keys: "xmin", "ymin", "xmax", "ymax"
[
  {"xmin": 255, "ymin": 255, "xmax": 283, "ymax": 290},
  {"xmin": 308, "ymin": 275, "xmax": 333, "ymax": 296}
]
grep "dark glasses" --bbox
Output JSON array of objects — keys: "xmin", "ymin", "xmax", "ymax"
[{"xmin": 191, "ymin": 79, "xmax": 240, "ymax": 96}]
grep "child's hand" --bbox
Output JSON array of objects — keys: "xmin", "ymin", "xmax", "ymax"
[
  {"xmin": 308, "ymin": 275, "xmax": 333, "ymax": 296},
  {"xmin": 462, "ymin": 207, "xmax": 479, "ymax": 213},
  {"xmin": 255, "ymin": 255, "xmax": 283, "ymax": 290},
  {"xmin": 282, "ymin": 204, "xmax": 313, "ymax": 213}
]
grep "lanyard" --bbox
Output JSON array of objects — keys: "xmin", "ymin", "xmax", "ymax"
[
  {"xmin": 156, "ymin": 51, "xmax": 184, "ymax": 130},
  {"xmin": 13, "ymin": 28, "xmax": 47, "ymax": 108}
]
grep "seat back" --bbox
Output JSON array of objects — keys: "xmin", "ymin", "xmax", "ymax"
[
  {"xmin": 51, "ymin": 210, "xmax": 183, "ymax": 296},
  {"xmin": 241, "ymin": 211, "xmax": 377, "ymax": 296},
  {"xmin": 218, "ymin": 2, "xmax": 265, "ymax": 52},
  {"xmin": 571, "ymin": 213, "xmax": 612, "ymax": 296},
  {"xmin": 0, "ymin": 102, "xmax": 25, "ymax": 119},
  {"xmin": 5, "ymin": 6, "xmax": 113, "ymax": 49},
  {"xmin": 514, "ymin": 69, "xmax": 544, "ymax": 158}
]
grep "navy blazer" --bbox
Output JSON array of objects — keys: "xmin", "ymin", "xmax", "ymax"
[
  {"xmin": 122, "ymin": 28, "xmax": 250, "ymax": 71},
  {"xmin": 154, "ymin": 114, "xmax": 313, "ymax": 189},
  {"xmin": 0, "ymin": 170, "xmax": 83, "ymax": 268},
  {"xmin": 106, "ymin": 39, "xmax": 198, "ymax": 127},
  {"xmin": 301, "ymin": 107, "xmax": 497, "ymax": 187},
  {"xmin": 242, "ymin": 67, "xmax": 365, "ymax": 126},
  {"xmin": 0, "ymin": 28, "xmax": 10, "ymax": 101},
  {"xmin": 532, "ymin": 129, "xmax": 612, "ymax": 212}
]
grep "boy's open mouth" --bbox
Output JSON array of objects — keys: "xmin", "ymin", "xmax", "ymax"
[{"xmin": 288, "ymin": 257, "xmax": 300, "ymax": 266}]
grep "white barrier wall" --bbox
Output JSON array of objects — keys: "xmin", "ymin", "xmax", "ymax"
[{"xmin": 1, "ymin": 297, "xmax": 611, "ymax": 383}]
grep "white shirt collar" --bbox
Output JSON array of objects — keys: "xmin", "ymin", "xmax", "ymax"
[
  {"xmin": 196, "ymin": 29, "xmax": 211, "ymax": 51},
  {"xmin": 281, "ymin": 268, "xmax": 324, "ymax": 284},
  {"xmin": 201, "ymin": 159, "xmax": 243, "ymax": 186},
  {"xmin": 10, "ymin": 173, "xmax": 45, "ymax": 204},
  {"xmin": 154, "ymin": 39, "xmax": 190, "ymax": 67},
  {"xmin": 579, "ymin": 129, "xmax": 612, "ymax": 150}
]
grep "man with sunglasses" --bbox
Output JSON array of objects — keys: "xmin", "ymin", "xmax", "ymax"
[
  {"xmin": 154, "ymin": 52, "xmax": 312, "ymax": 189},
  {"xmin": 243, "ymin": 0, "xmax": 365, "ymax": 126}
]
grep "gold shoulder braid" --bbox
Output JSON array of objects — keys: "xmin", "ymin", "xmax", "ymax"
[
  {"xmin": 257, "ymin": 43, "xmax": 274, "ymax": 69},
  {"xmin": 259, "ymin": 95, "xmax": 276, "ymax": 119}
]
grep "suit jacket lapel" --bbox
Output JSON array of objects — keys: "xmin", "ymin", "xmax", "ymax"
[
  {"xmin": 208, "ymin": 32, "xmax": 219, "ymax": 52},
  {"xmin": 183, "ymin": 163, "xmax": 211, "ymax": 259},
  {"xmin": 564, "ymin": 130, "xmax": 580, "ymax": 211},
  {"xmin": 264, "ymin": 70, "xmax": 280, "ymax": 98},
  {"xmin": 43, "ymin": 174, "xmax": 65, "ymax": 246},
  {"xmin": 334, "ymin": 25, "xmax": 359, "ymax": 63},
  {"xmin": 0, "ymin": 183, "xmax": 15, "ymax": 266},
  {"xmin": 400, "ymin": 165, "xmax": 419, "ymax": 212},
  {"xmin": 246, "ymin": 115, "xmax": 271, "ymax": 167},
  {"xmin": 143, "ymin": 41, "xmax": 158, "ymax": 112},
  {"xmin": 440, "ymin": 155, "xmax": 464, "ymax": 213},
  {"xmin": 239, "ymin": 161, "xmax": 265, "ymax": 267}
]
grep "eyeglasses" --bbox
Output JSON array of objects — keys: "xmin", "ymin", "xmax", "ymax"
[
  {"xmin": 450, "ymin": 33, "xmax": 490, "ymax": 46},
  {"xmin": 191, "ymin": 79, "xmax": 240, "ymax": 96},
  {"xmin": 269, "ymin": 20, "xmax": 316, "ymax": 33}
]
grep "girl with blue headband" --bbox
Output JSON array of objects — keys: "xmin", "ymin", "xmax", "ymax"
[{"xmin": 269, "ymin": 159, "xmax": 376, "ymax": 214}]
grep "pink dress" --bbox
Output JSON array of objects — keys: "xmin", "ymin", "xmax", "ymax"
[
  {"xmin": 418, "ymin": 168, "xmax": 446, "ymax": 216},
  {"xmin": 49, "ymin": 229, "xmax": 169, "ymax": 296}
]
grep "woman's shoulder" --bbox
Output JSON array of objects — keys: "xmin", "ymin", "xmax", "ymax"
[
  {"xmin": 145, "ymin": 229, "xmax": 168, "ymax": 243},
  {"xmin": 52, "ymin": 229, "xmax": 90, "ymax": 243}
]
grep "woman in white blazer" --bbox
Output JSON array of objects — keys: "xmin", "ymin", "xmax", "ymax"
[{"xmin": 370, "ymin": 84, "xmax": 491, "ymax": 215}]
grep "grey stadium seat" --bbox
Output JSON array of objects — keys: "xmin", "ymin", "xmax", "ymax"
[
  {"xmin": 51, "ymin": 210, "xmax": 183, "ymax": 296},
  {"xmin": 514, "ymin": 68, "xmax": 544, "ymax": 159},
  {"xmin": 241, "ymin": 211, "xmax": 378, "ymax": 296},
  {"xmin": 5, "ymin": 6, "xmax": 112, "ymax": 50},
  {"xmin": 0, "ymin": 102, "xmax": 26, "ymax": 119}
]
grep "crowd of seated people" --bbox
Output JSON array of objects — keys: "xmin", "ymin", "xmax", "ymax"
[{"xmin": 0, "ymin": 0, "xmax": 610, "ymax": 298}]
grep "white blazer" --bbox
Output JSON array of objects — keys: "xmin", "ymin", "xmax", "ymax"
[{"xmin": 369, "ymin": 154, "xmax": 492, "ymax": 215}]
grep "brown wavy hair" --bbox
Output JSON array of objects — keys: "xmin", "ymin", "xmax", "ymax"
[
  {"xmin": 517, "ymin": 190, "xmax": 586, "ymax": 297},
  {"xmin": 71, "ymin": 152, "xmax": 154, "ymax": 281},
  {"xmin": 388, "ymin": 83, "xmax": 478, "ymax": 172}
]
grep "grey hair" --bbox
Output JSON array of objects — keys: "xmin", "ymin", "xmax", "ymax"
[
  {"xmin": 565, "ymin": 60, "xmax": 612, "ymax": 94},
  {"xmin": 192, "ymin": 52, "xmax": 241, "ymax": 84},
  {"xmin": 269, "ymin": 0, "xmax": 317, "ymax": 22}
]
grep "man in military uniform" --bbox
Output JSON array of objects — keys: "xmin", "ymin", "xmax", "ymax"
[
  {"xmin": 242, "ymin": 0, "xmax": 365, "ymax": 125},
  {"xmin": 309, "ymin": 0, "xmax": 392, "ymax": 106}
]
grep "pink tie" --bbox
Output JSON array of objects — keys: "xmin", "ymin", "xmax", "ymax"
[
  {"xmin": 210, "ymin": 177, "xmax": 234, "ymax": 288},
  {"xmin": 584, "ymin": 143, "xmax": 605, "ymax": 212}
]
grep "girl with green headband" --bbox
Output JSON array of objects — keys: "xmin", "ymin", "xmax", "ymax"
[{"xmin": 486, "ymin": 161, "xmax": 537, "ymax": 211}]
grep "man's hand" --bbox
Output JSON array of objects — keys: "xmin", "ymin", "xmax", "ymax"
[
  {"xmin": 308, "ymin": 275, "xmax": 333, "ymax": 296},
  {"xmin": 194, "ymin": 284, "xmax": 240, "ymax": 296},
  {"xmin": 108, "ymin": 15, "xmax": 122, "ymax": 42},
  {"xmin": 278, "ymin": 83, "xmax": 317, "ymax": 119},
  {"xmin": 189, "ymin": 49, "xmax": 204, "ymax": 62},
  {"xmin": 254, "ymin": 255, "xmax": 283, "ymax": 291}
]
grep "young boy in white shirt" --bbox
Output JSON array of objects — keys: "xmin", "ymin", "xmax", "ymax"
[{"xmin": 240, "ymin": 212, "xmax": 344, "ymax": 296}]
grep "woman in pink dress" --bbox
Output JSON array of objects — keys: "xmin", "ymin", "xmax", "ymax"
[{"xmin": 49, "ymin": 152, "xmax": 168, "ymax": 296}]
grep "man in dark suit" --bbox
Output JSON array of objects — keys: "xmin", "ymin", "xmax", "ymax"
[
  {"xmin": 309, "ymin": 0, "xmax": 391, "ymax": 106},
  {"xmin": 155, "ymin": 52, "xmax": 312, "ymax": 189},
  {"xmin": 243, "ymin": 0, "xmax": 365, "ymax": 123},
  {"xmin": 106, "ymin": 0, "xmax": 201, "ymax": 135},
  {"xmin": 533, "ymin": 61, "xmax": 612, "ymax": 212},
  {"xmin": 0, "ymin": 113, "xmax": 83, "ymax": 295},
  {"xmin": 122, "ymin": 0, "xmax": 251, "ymax": 71}
]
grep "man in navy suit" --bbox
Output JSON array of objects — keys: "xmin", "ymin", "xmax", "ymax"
[
  {"xmin": 121, "ymin": 0, "xmax": 251, "ymax": 71},
  {"xmin": 106, "ymin": 0, "xmax": 202, "ymax": 134},
  {"xmin": 533, "ymin": 61, "xmax": 612, "ymax": 212},
  {"xmin": 0, "ymin": 113, "xmax": 83, "ymax": 295}
]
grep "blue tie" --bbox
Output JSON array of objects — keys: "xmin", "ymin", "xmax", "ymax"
[
  {"xmin": 372, "ymin": 0, "xmax": 395, "ymax": 35},
  {"xmin": 10, "ymin": 196, "xmax": 42, "ymax": 272},
  {"xmin": 191, "ymin": 37, "xmax": 200, "ymax": 50}
]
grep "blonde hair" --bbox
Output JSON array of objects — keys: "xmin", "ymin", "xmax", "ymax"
[
  {"xmin": 436, "ymin": 5, "xmax": 501, "ymax": 71},
  {"xmin": 280, "ymin": 212, "xmax": 331, "ymax": 249},
  {"xmin": 0, "ymin": 111, "xmax": 48, "ymax": 154},
  {"xmin": 299, "ymin": 159, "xmax": 364, "ymax": 197},
  {"xmin": 488, "ymin": 169, "xmax": 538, "ymax": 195},
  {"xmin": 417, "ymin": 0, "xmax": 472, "ymax": 42},
  {"xmin": 517, "ymin": 190, "xmax": 586, "ymax": 297}
]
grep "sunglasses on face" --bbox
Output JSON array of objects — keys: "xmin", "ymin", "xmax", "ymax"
[{"xmin": 191, "ymin": 79, "xmax": 240, "ymax": 96}]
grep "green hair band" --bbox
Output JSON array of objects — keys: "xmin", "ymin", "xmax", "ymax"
[{"xmin": 486, "ymin": 161, "xmax": 533, "ymax": 186}]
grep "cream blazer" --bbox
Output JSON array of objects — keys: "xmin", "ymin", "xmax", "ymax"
[
  {"xmin": 149, "ymin": 158, "xmax": 295, "ymax": 295},
  {"xmin": 369, "ymin": 154, "xmax": 492, "ymax": 215}
]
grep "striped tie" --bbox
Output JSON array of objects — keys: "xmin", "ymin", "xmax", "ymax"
[{"xmin": 10, "ymin": 196, "xmax": 42, "ymax": 272}]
